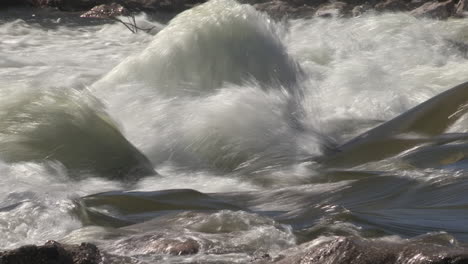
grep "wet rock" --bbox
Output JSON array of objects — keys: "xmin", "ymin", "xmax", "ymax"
[
  {"xmin": 456, "ymin": 0, "xmax": 468, "ymax": 16},
  {"xmin": 253, "ymin": 1, "xmax": 316, "ymax": 18},
  {"xmin": 4, "ymin": 0, "xmax": 468, "ymax": 20},
  {"xmin": 374, "ymin": 0, "xmax": 411, "ymax": 12},
  {"xmin": 154, "ymin": 238, "xmax": 200, "ymax": 255},
  {"xmin": 16, "ymin": 0, "xmax": 204, "ymax": 12},
  {"xmin": 115, "ymin": 234, "xmax": 201, "ymax": 256},
  {"xmin": 80, "ymin": 3, "xmax": 129, "ymax": 18},
  {"xmin": 0, "ymin": 241, "xmax": 101, "ymax": 264},
  {"xmin": 34, "ymin": 0, "xmax": 105, "ymax": 11},
  {"xmin": 445, "ymin": 39, "xmax": 468, "ymax": 58},
  {"xmin": 410, "ymin": 0, "xmax": 455, "ymax": 19},
  {"xmin": 260, "ymin": 236, "xmax": 468, "ymax": 264},
  {"xmin": 352, "ymin": 4, "xmax": 372, "ymax": 16},
  {"xmin": 0, "ymin": 0, "xmax": 30, "ymax": 7},
  {"xmin": 117, "ymin": 0, "xmax": 202, "ymax": 13},
  {"xmin": 252, "ymin": 253, "xmax": 273, "ymax": 262}
]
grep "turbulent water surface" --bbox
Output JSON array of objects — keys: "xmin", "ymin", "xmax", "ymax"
[{"xmin": 2, "ymin": 0, "xmax": 468, "ymax": 262}]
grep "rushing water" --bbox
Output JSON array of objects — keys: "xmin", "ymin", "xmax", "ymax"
[{"xmin": 2, "ymin": 0, "xmax": 468, "ymax": 262}]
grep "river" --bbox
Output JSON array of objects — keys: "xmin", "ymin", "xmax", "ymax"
[{"xmin": 2, "ymin": 0, "xmax": 468, "ymax": 262}]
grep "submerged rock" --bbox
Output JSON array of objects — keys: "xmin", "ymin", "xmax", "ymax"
[
  {"xmin": 0, "ymin": 241, "xmax": 101, "ymax": 264},
  {"xmin": 261, "ymin": 236, "xmax": 468, "ymax": 264},
  {"xmin": 117, "ymin": 235, "xmax": 201, "ymax": 256}
]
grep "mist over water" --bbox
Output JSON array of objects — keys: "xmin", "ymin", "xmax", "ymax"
[{"xmin": 2, "ymin": 0, "xmax": 468, "ymax": 262}]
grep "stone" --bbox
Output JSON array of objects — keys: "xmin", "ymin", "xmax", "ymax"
[
  {"xmin": 456, "ymin": 0, "xmax": 468, "ymax": 16},
  {"xmin": 253, "ymin": 1, "xmax": 316, "ymax": 18},
  {"xmin": 115, "ymin": 234, "xmax": 201, "ymax": 256},
  {"xmin": 256, "ymin": 236, "xmax": 468, "ymax": 264},
  {"xmin": 4, "ymin": 0, "xmax": 468, "ymax": 20},
  {"xmin": 43, "ymin": 0, "xmax": 106, "ymax": 11},
  {"xmin": 352, "ymin": 4, "xmax": 372, "ymax": 16},
  {"xmin": 410, "ymin": 0, "xmax": 455, "ymax": 19},
  {"xmin": 375, "ymin": 0, "xmax": 411, "ymax": 12},
  {"xmin": 156, "ymin": 238, "xmax": 200, "ymax": 255},
  {"xmin": 0, "ymin": 241, "xmax": 101, "ymax": 264}
]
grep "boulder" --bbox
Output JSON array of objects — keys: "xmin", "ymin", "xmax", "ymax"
[
  {"xmin": 410, "ymin": 0, "xmax": 455, "ymax": 19},
  {"xmin": 114, "ymin": 234, "xmax": 201, "ymax": 256},
  {"xmin": 4, "ymin": 0, "xmax": 468, "ymax": 20},
  {"xmin": 34, "ymin": 0, "xmax": 107, "ymax": 11},
  {"xmin": 374, "ymin": 0, "xmax": 411, "ymax": 12},
  {"xmin": 253, "ymin": 0, "xmax": 316, "ymax": 18},
  {"xmin": 0, "ymin": 241, "xmax": 101, "ymax": 264},
  {"xmin": 352, "ymin": 4, "xmax": 372, "ymax": 16},
  {"xmin": 14, "ymin": 0, "xmax": 203, "ymax": 12},
  {"xmin": 257, "ymin": 236, "xmax": 468, "ymax": 264},
  {"xmin": 151, "ymin": 238, "xmax": 200, "ymax": 255},
  {"xmin": 456, "ymin": 0, "xmax": 468, "ymax": 16},
  {"xmin": 0, "ymin": 0, "xmax": 30, "ymax": 7}
]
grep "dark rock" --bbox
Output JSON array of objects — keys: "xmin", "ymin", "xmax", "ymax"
[
  {"xmin": 3, "ymin": 0, "xmax": 468, "ymax": 21},
  {"xmin": 0, "ymin": 241, "xmax": 101, "ymax": 264},
  {"xmin": 12, "ymin": 0, "xmax": 204, "ymax": 12},
  {"xmin": 31, "ymin": 0, "xmax": 105, "ymax": 11},
  {"xmin": 257, "ymin": 236, "xmax": 468, "ymax": 264},
  {"xmin": 115, "ymin": 234, "xmax": 201, "ymax": 256},
  {"xmin": 375, "ymin": 0, "xmax": 411, "ymax": 12},
  {"xmin": 156, "ymin": 238, "xmax": 200, "ymax": 255},
  {"xmin": 446, "ymin": 39, "xmax": 468, "ymax": 58},
  {"xmin": 410, "ymin": 0, "xmax": 455, "ymax": 19},
  {"xmin": 116, "ymin": 0, "xmax": 199, "ymax": 13},
  {"xmin": 0, "ymin": 0, "xmax": 30, "ymax": 7},
  {"xmin": 253, "ymin": 1, "xmax": 316, "ymax": 18},
  {"xmin": 352, "ymin": 4, "xmax": 372, "ymax": 16},
  {"xmin": 456, "ymin": 0, "xmax": 468, "ymax": 16}
]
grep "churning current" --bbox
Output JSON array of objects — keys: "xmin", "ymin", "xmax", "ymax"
[{"xmin": 2, "ymin": 0, "xmax": 468, "ymax": 262}]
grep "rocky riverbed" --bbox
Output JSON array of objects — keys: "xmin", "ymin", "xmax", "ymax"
[
  {"xmin": 2, "ymin": 0, "xmax": 468, "ymax": 19},
  {"xmin": 2, "ymin": 236, "xmax": 468, "ymax": 264}
]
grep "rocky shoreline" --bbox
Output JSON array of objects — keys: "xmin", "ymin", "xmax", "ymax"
[
  {"xmin": 1, "ymin": 0, "xmax": 468, "ymax": 20},
  {"xmin": 2, "ymin": 237, "xmax": 468, "ymax": 264}
]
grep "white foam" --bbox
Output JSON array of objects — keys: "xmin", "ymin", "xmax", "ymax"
[
  {"xmin": 0, "ymin": 161, "xmax": 123, "ymax": 249},
  {"xmin": 92, "ymin": 0, "xmax": 299, "ymax": 97},
  {"xmin": 287, "ymin": 14, "xmax": 468, "ymax": 140}
]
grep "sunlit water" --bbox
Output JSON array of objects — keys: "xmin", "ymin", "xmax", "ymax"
[{"xmin": 2, "ymin": 0, "xmax": 468, "ymax": 262}]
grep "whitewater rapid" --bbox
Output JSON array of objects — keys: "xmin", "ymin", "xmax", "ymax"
[{"xmin": 2, "ymin": 0, "xmax": 468, "ymax": 262}]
